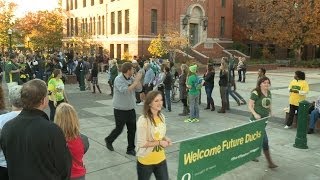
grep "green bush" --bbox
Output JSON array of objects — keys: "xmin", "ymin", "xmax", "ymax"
[{"xmin": 231, "ymin": 42, "xmax": 248, "ymax": 54}]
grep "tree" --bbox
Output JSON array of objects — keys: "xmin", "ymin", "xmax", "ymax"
[
  {"xmin": 238, "ymin": 0, "xmax": 320, "ymax": 61},
  {"xmin": 0, "ymin": 0, "xmax": 16, "ymax": 53},
  {"xmin": 164, "ymin": 27, "xmax": 189, "ymax": 62},
  {"xmin": 148, "ymin": 34, "xmax": 168, "ymax": 58}
]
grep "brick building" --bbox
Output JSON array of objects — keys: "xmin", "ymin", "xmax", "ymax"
[{"xmin": 62, "ymin": 0, "xmax": 233, "ymax": 61}]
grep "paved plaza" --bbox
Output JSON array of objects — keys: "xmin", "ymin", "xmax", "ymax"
[{"xmin": 3, "ymin": 68, "xmax": 320, "ymax": 180}]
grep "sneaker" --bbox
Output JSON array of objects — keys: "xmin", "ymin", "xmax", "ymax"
[
  {"xmin": 184, "ymin": 118, "xmax": 193, "ymax": 123},
  {"xmin": 126, "ymin": 150, "xmax": 136, "ymax": 156},
  {"xmin": 104, "ymin": 138, "xmax": 114, "ymax": 151},
  {"xmin": 284, "ymin": 125, "xmax": 291, "ymax": 129},
  {"xmin": 192, "ymin": 118, "xmax": 200, "ymax": 123},
  {"xmin": 307, "ymin": 129, "xmax": 314, "ymax": 134}
]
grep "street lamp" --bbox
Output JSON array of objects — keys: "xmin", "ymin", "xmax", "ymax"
[{"xmin": 8, "ymin": 29, "xmax": 12, "ymax": 55}]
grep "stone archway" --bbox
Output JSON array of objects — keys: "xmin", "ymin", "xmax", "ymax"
[{"xmin": 185, "ymin": 4, "xmax": 206, "ymax": 46}]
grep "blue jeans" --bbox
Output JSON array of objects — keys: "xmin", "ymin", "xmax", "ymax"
[
  {"xmin": 262, "ymin": 130, "xmax": 269, "ymax": 151},
  {"xmin": 309, "ymin": 109, "xmax": 320, "ymax": 129},
  {"xmin": 189, "ymin": 94, "xmax": 199, "ymax": 119},
  {"xmin": 137, "ymin": 160, "xmax": 169, "ymax": 180},
  {"xmin": 205, "ymin": 84, "xmax": 214, "ymax": 105},
  {"xmin": 165, "ymin": 89, "xmax": 171, "ymax": 111}
]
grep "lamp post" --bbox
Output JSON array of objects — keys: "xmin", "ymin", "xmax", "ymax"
[{"xmin": 8, "ymin": 29, "xmax": 12, "ymax": 55}]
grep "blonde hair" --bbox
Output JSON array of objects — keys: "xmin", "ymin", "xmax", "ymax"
[{"xmin": 54, "ymin": 103, "xmax": 80, "ymax": 140}]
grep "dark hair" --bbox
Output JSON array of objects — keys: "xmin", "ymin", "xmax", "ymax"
[
  {"xmin": 164, "ymin": 66, "xmax": 170, "ymax": 73},
  {"xmin": 295, "ymin": 71, "xmax": 305, "ymax": 80},
  {"xmin": 0, "ymin": 86, "xmax": 5, "ymax": 110},
  {"xmin": 121, "ymin": 62, "xmax": 133, "ymax": 73},
  {"xmin": 259, "ymin": 68, "xmax": 266, "ymax": 75},
  {"xmin": 21, "ymin": 79, "xmax": 47, "ymax": 109},
  {"xmin": 253, "ymin": 76, "xmax": 271, "ymax": 97},
  {"xmin": 52, "ymin": 69, "xmax": 62, "ymax": 78},
  {"xmin": 207, "ymin": 63, "xmax": 214, "ymax": 71},
  {"xmin": 143, "ymin": 91, "xmax": 163, "ymax": 126}
]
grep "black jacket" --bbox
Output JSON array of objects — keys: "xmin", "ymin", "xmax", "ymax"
[
  {"xmin": 163, "ymin": 73, "xmax": 173, "ymax": 90},
  {"xmin": 219, "ymin": 70, "xmax": 228, "ymax": 87},
  {"xmin": 0, "ymin": 109, "xmax": 71, "ymax": 180},
  {"xmin": 204, "ymin": 71, "xmax": 215, "ymax": 87}
]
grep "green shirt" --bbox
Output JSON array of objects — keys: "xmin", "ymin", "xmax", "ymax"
[
  {"xmin": 5, "ymin": 61, "xmax": 20, "ymax": 83},
  {"xmin": 250, "ymin": 90, "xmax": 271, "ymax": 121},
  {"xmin": 48, "ymin": 78, "xmax": 65, "ymax": 101},
  {"xmin": 187, "ymin": 74, "xmax": 200, "ymax": 95}
]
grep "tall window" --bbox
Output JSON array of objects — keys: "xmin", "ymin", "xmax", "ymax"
[
  {"xmin": 151, "ymin": 9, "xmax": 157, "ymax": 34},
  {"xmin": 110, "ymin": 44, "xmax": 114, "ymax": 58},
  {"xmin": 117, "ymin": 44, "xmax": 121, "ymax": 59},
  {"xmin": 83, "ymin": 0, "xmax": 86, "ymax": 7},
  {"xmin": 93, "ymin": 17, "xmax": 96, "ymax": 35},
  {"xmin": 220, "ymin": 17, "xmax": 225, "ymax": 37},
  {"xmin": 118, "ymin": 11, "xmax": 122, "ymax": 34},
  {"xmin": 125, "ymin": 10, "xmax": 129, "ymax": 34},
  {"xmin": 221, "ymin": 0, "xmax": 226, "ymax": 8},
  {"xmin": 100, "ymin": 0, "xmax": 103, "ymax": 4},
  {"xmin": 75, "ymin": 0, "xmax": 78, "ymax": 9},
  {"xmin": 66, "ymin": 0, "xmax": 69, "ymax": 10},
  {"xmin": 67, "ymin": 18, "xmax": 70, "ymax": 36},
  {"xmin": 111, "ymin": 12, "xmax": 115, "ymax": 34},
  {"xmin": 75, "ymin": 17, "xmax": 78, "ymax": 35},
  {"xmin": 124, "ymin": 44, "xmax": 129, "ymax": 53},
  {"xmin": 98, "ymin": 16, "xmax": 101, "ymax": 35},
  {"xmin": 81, "ymin": 19, "xmax": 84, "ymax": 33},
  {"xmin": 70, "ymin": 18, "xmax": 74, "ymax": 36},
  {"xmin": 85, "ymin": 18, "xmax": 88, "ymax": 33},
  {"xmin": 91, "ymin": 0, "xmax": 94, "ymax": 6},
  {"xmin": 90, "ymin": 18, "xmax": 92, "ymax": 35},
  {"xmin": 70, "ymin": 0, "xmax": 73, "ymax": 10},
  {"xmin": 102, "ymin": 16, "xmax": 105, "ymax": 35}
]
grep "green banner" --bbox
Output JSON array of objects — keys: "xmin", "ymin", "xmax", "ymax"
[{"xmin": 177, "ymin": 119, "xmax": 267, "ymax": 180}]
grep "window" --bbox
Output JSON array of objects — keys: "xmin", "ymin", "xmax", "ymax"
[
  {"xmin": 90, "ymin": 18, "xmax": 92, "ymax": 35},
  {"xmin": 102, "ymin": 16, "xmax": 105, "ymax": 35},
  {"xmin": 85, "ymin": 18, "xmax": 88, "ymax": 33},
  {"xmin": 124, "ymin": 44, "xmax": 129, "ymax": 53},
  {"xmin": 66, "ymin": 0, "xmax": 69, "ymax": 10},
  {"xmin": 75, "ymin": 0, "xmax": 78, "ymax": 9},
  {"xmin": 70, "ymin": 0, "xmax": 73, "ymax": 10},
  {"xmin": 118, "ymin": 11, "xmax": 122, "ymax": 34},
  {"xmin": 125, "ymin": 10, "xmax": 129, "ymax": 34},
  {"xmin": 117, "ymin": 44, "xmax": 121, "ymax": 59},
  {"xmin": 111, "ymin": 12, "xmax": 115, "ymax": 34},
  {"xmin": 221, "ymin": 0, "xmax": 226, "ymax": 8},
  {"xmin": 98, "ymin": 16, "xmax": 101, "ymax": 35},
  {"xmin": 93, "ymin": 17, "xmax": 96, "ymax": 35},
  {"xmin": 151, "ymin": 9, "xmax": 157, "ymax": 34},
  {"xmin": 111, "ymin": 0, "xmax": 115, "ymax": 2},
  {"xmin": 100, "ymin": 0, "xmax": 103, "ymax": 4},
  {"xmin": 91, "ymin": 0, "xmax": 94, "ymax": 6},
  {"xmin": 75, "ymin": 17, "xmax": 78, "ymax": 35},
  {"xmin": 81, "ymin": 19, "xmax": 84, "ymax": 33},
  {"xmin": 83, "ymin": 0, "xmax": 86, "ymax": 7},
  {"xmin": 220, "ymin": 17, "xmax": 225, "ymax": 37},
  {"xmin": 110, "ymin": 44, "xmax": 114, "ymax": 58},
  {"xmin": 67, "ymin": 19, "xmax": 70, "ymax": 36},
  {"xmin": 70, "ymin": 18, "xmax": 74, "ymax": 36}
]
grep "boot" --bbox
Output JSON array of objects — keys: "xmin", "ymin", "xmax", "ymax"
[
  {"xmin": 205, "ymin": 102, "xmax": 210, "ymax": 110},
  {"xmin": 210, "ymin": 101, "xmax": 215, "ymax": 111},
  {"xmin": 179, "ymin": 106, "xmax": 188, "ymax": 116},
  {"xmin": 263, "ymin": 150, "xmax": 278, "ymax": 169},
  {"xmin": 97, "ymin": 85, "xmax": 102, "ymax": 93},
  {"xmin": 92, "ymin": 86, "xmax": 96, "ymax": 93},
  {"xmin": 242, "ymin": 78, "xmax": 245, "ymax": 83},
  {"xmin": 218, "ymin": 102, "xmax": 226, "ymax": 113},
  {"xmin": 307, "ymin": 128, "xmax": 314, "ymax": 134}
]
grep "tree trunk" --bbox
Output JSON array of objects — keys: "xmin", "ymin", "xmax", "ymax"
[{"xmin": 295, "ymin": 46, "xmax": 303, "ymax": 61}]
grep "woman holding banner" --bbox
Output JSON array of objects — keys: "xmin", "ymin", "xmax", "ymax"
[
  {"xmin": 136, "ymin": 91, "xmax": 172, "ymax": 180},
  {"xmin": 248, "ymin": 76, "xmax": 278, "ymax": 169}
]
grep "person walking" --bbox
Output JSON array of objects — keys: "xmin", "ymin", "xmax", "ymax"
[
  {"xmin": 136, "ymin": 91, "xmax": 172, "ymax": 180},
  {"xmin": 55, "ymin": 103, "xmax": 89, "ymax": 180},
  {"xmin": 218, "ymin": 58, "xmax": 229, "ymax": 113},
  {"xmin": 48, "ymin": 69, "xmax": 68, "ymax": 121},
  {"xmin": 237, "ymin": 57, "xmax": 246, "ymax": 83},
  {"xmin": 285, "ymin": 71, "xmax": 309, "ymax": 129},
  {"xmin": 105, "ymin": 62, "xmax": 142, "ymax": 156},
  {"xmin": 108, "ymin": 59, "xmax": 118, "ymax": 96},
  {"xmin": 248, "ymin": 76, "xmax": 278, "ymax": 169},
  {"xmin": 91, "ymin": 62, "xmax": 102, "ymax": 93},
  {"xmin": 203, "ymin": 63, "xmax": 215, "ymax": 111},
  {"xmin": 163, "ymin": 66, "xmax": 172, "ymax": 112},
  {"xmin": 0, "ymin": 79, "xmax": 71, "ymax": 179},
  {"xmin": 178, "ymin": 64, "xmax": 189, "ymax": 116}
]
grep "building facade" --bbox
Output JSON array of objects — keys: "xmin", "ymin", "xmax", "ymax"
[{"xmin": 62, "ymin": 0, "xmax": 233, "ymax": 60}]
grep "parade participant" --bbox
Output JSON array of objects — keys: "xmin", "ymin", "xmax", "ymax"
[
  {"xmin": 0, "ymin": 85, "xmax": 22, "ymax": 180},
  {"xmin": 178, "ymin": 64, "xmax": 189, "ymax": 116},
  {"xmin": 4, "ymin": 54, "xmax": 20, "ymax": 91},
  {"xmin": 91, "ymin": 62, "xmax": 102, "ymax": 93},
  {"xmin": 285, "ymin": 71, "xmax": 309, "ymax": 129},
  {"xmin": 55, "ymin": 103, "xmax": 89, "ymax": 180},
  {"xmin": 0, "ymin": 79, "xmax": 71, "ymax": 179},
  {"xmin": 48, "ymin": 69, "xmax": 68, "ymax": 121},
  {"xmin": 163, "ymin": 66, "xmax": 172, "ymax": 112},
  {"xmin": 184, "ymin": 64, "xmax": 201, "ymax": 122},
  {"xmin": 105, "ymin": 62, "xmax": 142, "ymax": 156},
  {"xmin": 308, "ymin": 96, "xmax": 320, "ymax": 134},
  {"xmin": 218, "ymin": 58, "xmax": 229, "ymax": 113},
  {"xmin": 203, "ymin": 63, "xmax": 215, "ymax": 111},
  {"xmin": 248, "ymin": 76, "xmax": 278, "ymax": 169},
  {"xmin": 136, "ymin": 91, "xmax": 172, "ymax": 180},
  {"xmin": 257, "ymin": 68, "xmax": 266, "ymax": 81}
]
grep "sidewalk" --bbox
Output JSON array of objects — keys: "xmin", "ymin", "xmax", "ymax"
[{"xmin": 2, "ymin": 68, "xmax": 319, "ymax": 179}]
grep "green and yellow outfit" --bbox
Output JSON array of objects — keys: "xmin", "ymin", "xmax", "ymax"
[
  {"xmin": 48, "ymin": 78, "xmax": 65, "ymax": 121},
  {"xmin": 186, "ymin": 74, "xmax": 200, "ymax": 122},
  {"xmin": 5, "ymin": 61, "xmax": 20, "ymax": 84},
  {"xmin": 250, "ymin": 90, "xmax": 271, "ymax": 150}
]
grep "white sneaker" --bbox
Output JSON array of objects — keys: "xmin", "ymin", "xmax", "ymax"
[{"xmin": 284, "ymin": 125, "xmax": 291, "ymax": 129}]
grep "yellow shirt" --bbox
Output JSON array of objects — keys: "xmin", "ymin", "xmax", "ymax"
[
  {"xmin": 288, "ymin": 79, "xmax": 309, "ymax": 106},
  {"xmin": 138, "ymin": 117, "xmax": 166, "ymax": 165}
]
